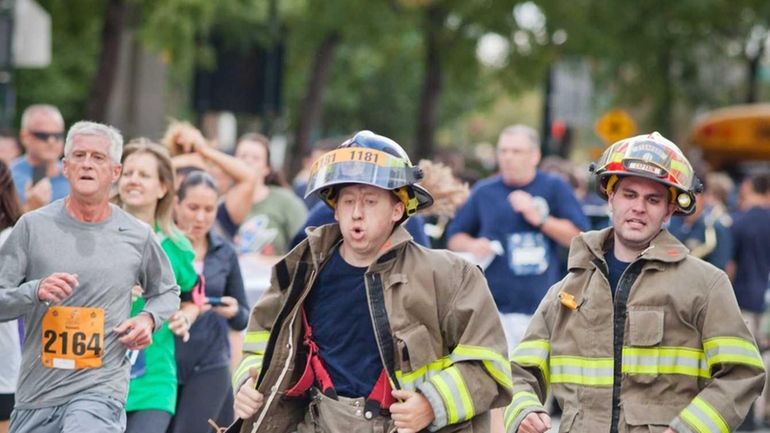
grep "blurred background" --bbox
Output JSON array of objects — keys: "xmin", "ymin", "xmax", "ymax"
[{"xmin": 3, "ymin": 0, "xmax": 770, "ymax": 177}]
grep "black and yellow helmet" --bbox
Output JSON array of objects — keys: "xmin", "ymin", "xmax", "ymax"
[
  {"xmin": 591, "ymin": 132, "xmax": 702, "ymax": 215},
  {"xmin": 304, "ymin": 131, "xmax": 434, "ymax": 222}
]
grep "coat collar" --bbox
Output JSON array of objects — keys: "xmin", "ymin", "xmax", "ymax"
[{"xmin": 568, "ymin": 227, "xmax": 689, "ymax": 271}]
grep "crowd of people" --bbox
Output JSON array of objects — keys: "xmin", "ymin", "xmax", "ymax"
[{"xmin": 0, "ymin": 103, "xmax": 769, "ymax": 433}]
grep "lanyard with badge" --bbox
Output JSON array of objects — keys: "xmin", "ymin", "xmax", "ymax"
[
  {"xmin": 508, "ymin": 196, "xmax": 551, "ymax": 276},
  {"xmin": 41, "ymin": 306, "xmax": 104, "ymax": 369}
]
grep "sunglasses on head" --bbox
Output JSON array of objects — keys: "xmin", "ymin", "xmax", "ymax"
[{"xmin": 30, "ymin": 131, "xmax": 65, "ymax": 141}]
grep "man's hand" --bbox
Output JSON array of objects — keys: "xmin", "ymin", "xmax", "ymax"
[
  {"xmin": 38, "ymin": 272, "xmax": 78, "ymax": 303},
  {"xmin": 25, "ymin": 178, "xmax": 52, "ymax": 212},
  {"xmin": 390, "ymin": 389, "xmax": 435, "ymax": 433},
  {"xmin": 468, "ymin": 237, "xmax": 496, "ymax": 259},
  {"xmin": 114, "ymin": 313, "xmax": 154, "ymax": 350},
  {"xmin": 234, "ymin": 374, "xmax": 264, "ymax": 419},
  {"xmin": 508, "ymin": 190, "xmax": 541, "ymax": 226},
  {"xmin": 518, "ymin": 412, "xmax": 551, "ymax": 433},
  {"xmin": 168, "ymin": 311, "xmax": 191, "ymax": 342}
]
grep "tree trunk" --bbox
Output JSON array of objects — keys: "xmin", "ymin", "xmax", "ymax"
[
  {"xmin": 652, "ymin": 43, "xmax": 673, "ymax": 137},
  {"xmin": 85, "ymin": 0, "xmax": 126, "ymax": 121},
  {"xmin": 289, "ymin": 32, "xmax": 340, "ymax": 177},
  {"xmin": 415, "ymin": 6, "xmax": 444, "ymax": 161},
  {"xmin": 746, "ymin": 36, "xmax": 766, "ymax": 104}
]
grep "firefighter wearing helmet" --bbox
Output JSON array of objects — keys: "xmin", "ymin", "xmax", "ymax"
[
  {"xmin": 505, "ymin": 132, "xmax": 764, "ymax": 433},
  {"xmin": 231, "ymin": 131, "xmax": 512, "ymax": 433}
]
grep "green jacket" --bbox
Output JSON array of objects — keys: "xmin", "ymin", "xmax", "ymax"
[
  {"xmin": 234, "ymin": 223, "xmax": 512, "ymax": 433},
  {"xmin": 506, "ymin": 228, "xmax": 765, "ymax": 433}
]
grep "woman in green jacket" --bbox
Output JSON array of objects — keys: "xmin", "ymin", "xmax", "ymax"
[{"xmin": 116, "ymin": 140, "xmax": 200, "ymax": 433}]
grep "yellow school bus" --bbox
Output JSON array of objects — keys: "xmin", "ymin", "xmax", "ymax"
[{"xmin": 689, "ymin": 104, "xmax": 770, "ymax": 168}]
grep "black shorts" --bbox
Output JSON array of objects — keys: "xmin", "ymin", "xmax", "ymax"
[{"xmin": 0, "ymin": 393, "xmax": 14, "ymax": 420}]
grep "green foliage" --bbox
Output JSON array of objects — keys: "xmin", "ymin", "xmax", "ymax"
[{"xmin": 14, "ymin": 0, "xmax": 105, "ymax": 127}]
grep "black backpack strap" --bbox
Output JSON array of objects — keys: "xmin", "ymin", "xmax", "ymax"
[{"xmin": 367, "ymin": 272, "xmax": 400, "ymax": 390}]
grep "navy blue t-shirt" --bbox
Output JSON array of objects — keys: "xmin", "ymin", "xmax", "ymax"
[
  {"xmin": 604, "ymin": 248, "xmax": 631, "ymax": 299},
  {"xmin": 305, "ymin": 248, "xmax": 381, "ymax": 398},
  {"xmin": 730, "ymin": 207, "xmax": 770, "ymax": 313},
  {"xmin": 446, "ymin": 172, "xmax": 589, "ymax": 314}
]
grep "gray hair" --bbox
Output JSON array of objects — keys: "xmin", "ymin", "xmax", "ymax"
[
  {"xmin": 20, "ymin": 104, "xmax": 64, "ymax": 129},
  {"xmin": 499, "ymin": 124, "xmax": 540, "ymax": 151},
  {"xmin": 64, "ymin": 121, "xmax": 124, "ymax": 164}
]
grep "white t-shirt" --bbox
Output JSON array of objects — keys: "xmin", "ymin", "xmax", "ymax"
[{"xmin": 0, "ymin": 227, "xmax": 20, "ymax": 393}]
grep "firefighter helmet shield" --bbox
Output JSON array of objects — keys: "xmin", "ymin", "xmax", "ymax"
[
  {"xmin": 305, "ymin": 131, "xmax": 434, "ymax": 219},
  {"xmin": 592, "ymin": 132, "xmax": 701, "ymax": 215}
]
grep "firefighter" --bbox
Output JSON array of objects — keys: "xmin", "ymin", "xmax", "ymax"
[
  {"xmin": 506, "ymin": 132, "xmax": 765, "ymax": 433},
  {"xmin": 230, "ymin": 131, "xmax": 512, "ymax": 433}
]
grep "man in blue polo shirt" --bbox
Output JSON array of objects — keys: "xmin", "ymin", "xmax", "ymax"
[
  {"xmin": 447, "ymin": 124, "xmax": 588, "ymax": 354},
  {"xmin": 727, "ymin": 173, "xmax": 770, "ymax": 429},
  {"xmin": 11, "ymin": 104, "xmax": 69, "ymax": 212}
]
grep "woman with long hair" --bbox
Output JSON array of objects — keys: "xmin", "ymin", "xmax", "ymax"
[
  {"xmin": 168, "ymin": 170, "xmax": 249, "ymax": 433},
  {"xmin": 115, "ymin": 140, "xmax": 200, "ymax": 433},
  {"xmin": 0, "ymin": 160, "xmax": 22, "ymax": 433}
]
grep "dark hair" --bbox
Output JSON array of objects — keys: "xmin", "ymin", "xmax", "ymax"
[
  {"xmin": 177, "ymin": 170, "xmax": 219, "ymax": 202},
  {"xmin": 236, "ymin": 133, "xmax": 289, "ymax": 188},
  {"xmin": 750, "ymin": 173, "xmax": 770, "ymax": 195},
  {"xmin": 0, "ymin": 160, "xmax": 22, "ymax": 230}
]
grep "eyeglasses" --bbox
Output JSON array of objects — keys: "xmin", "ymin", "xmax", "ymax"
[{"xmin": 30, "ymin": 131, "xmax": 65, "ymax": 141}]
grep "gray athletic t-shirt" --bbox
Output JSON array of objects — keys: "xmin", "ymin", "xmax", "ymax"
[{"xmin": 0, "ymin": 199, "xmax": 180, "ymax": 409}]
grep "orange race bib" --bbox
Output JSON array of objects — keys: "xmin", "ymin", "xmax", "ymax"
[{"xmin": 41, "ymin": 306, "xmax": 104, "ymax": 370}]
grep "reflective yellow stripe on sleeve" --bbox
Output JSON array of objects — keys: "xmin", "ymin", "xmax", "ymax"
[
  {"xmin": 622, "ymin": 346, "xmax": 710, "ymax": 378},
  {"xmin": 232, "ymin": 354, "xmax": 262, "ymax": 389},
  {"xmin": 428, "ymin": 365, "xmax": 475, "ymax": 424},
  {"xmin": 451, "ymin": 344, "xmax": 513, "ymax": 390},
  {"xmin": 395, "ymin": 344, "xmax": 512, "ymax": 392},
  {"xmin": 511, "ymin": 340, "xmax": 551, "ymax": 386},
  {"xmin": 703, "ymin": 337, "xmax": 764, "ymax": 370},
  {"xmin": 550, "ymin": 356, "xmax": 613, "ymax": 386},
  {"xmin": 504, "ymin": 391, "xmax": 542, "ymax": 431},
  {"xmin": 396, "ymin": 357, "xmax": 453, "ymax": 391},
  {"xmin": 242, "ymin": 330, "xmax": 270, "ymax": 353},
  {"xmin": 680, "ymin": 396, "xmax": 729, "ymax": 433}
]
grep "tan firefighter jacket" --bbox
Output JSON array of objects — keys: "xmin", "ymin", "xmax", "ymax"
[
  {"xmin": 233, "ymin": 223, "xmax": 512, "ymax": 433},
  {"xmin": 506, "ymin": 228, "xmax": 765, "ymax": 433}
]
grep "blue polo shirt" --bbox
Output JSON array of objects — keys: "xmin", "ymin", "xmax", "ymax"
[
  {"xmin": 447, "ymin": 172, "xmax": 589, "ymax": 314},
  {"xmin": 11, "ymin": 157, "xmax": 70, "ymax": 204},
  {"xmin": 730, "ymin": 206, "xmax": 770, "ymax": 313}
]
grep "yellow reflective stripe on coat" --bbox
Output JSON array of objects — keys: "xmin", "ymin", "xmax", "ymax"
[
  {"xmin": 622, "ymin": 346, "xmax": 709, "ymax": 378},
  {"xmin": 428, "ymin": 366, "xmax": 475, "ymax": 424},
  {"xmin": 680, "ymin": 396, "xmax": 729, "ymax": 433},
  {"xmin": 504, "ymin": 391, "xmax": 542, "ymax": 431},
  {"xmin": 396, "ymin": 357, "xmax": 453, "ymax": 391},
  {"xmin": 511, "ymin": 340, "xmax": 551, "ymax": 385},
  {"xmin": 395, "ymin": 344, "xmax": 511, "ymax": 392},
  {"xmin": 550, "ymin": 356, "xmax": 613, "ymax": 386},
  {"xmin": 242, "ymin": 331, "xmax": 270, "ymax": 353},
  {"xmin": 451, "ymin": 344, "xmax": 513, "ymax": 390},
  {"xmin": 703, "ymin": 337, "xmax": 764, "ymax": 370},
  {"xmin": 232, "ymin": 354, "xmax": 262, "ymax": 389}
]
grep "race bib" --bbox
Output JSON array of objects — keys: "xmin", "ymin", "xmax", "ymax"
[
  {"xmin": 508, "ymin": 232, "xmax": 550, "ymax": 276},
  {"xmin": 41, "ymin": 306, "xmax": 104, "ymax": 370}
]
